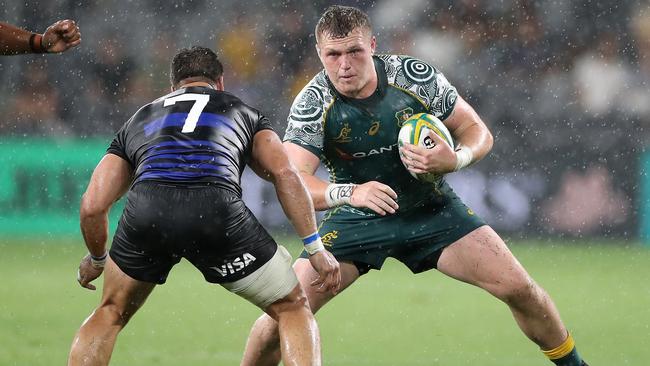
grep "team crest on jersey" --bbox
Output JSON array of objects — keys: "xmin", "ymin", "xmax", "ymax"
[
  {"xmin": 333, "ymin": 123, "xmax": 352, "ymax": 143},
  {"xmin": 321, "ymin": 231, "xmax": 338, "ymax": 246},
  {"xmin": 368, "ymin": 121, "xmax": 381, "ymax": 136},
  {"xmin": 395, "ymin": 107, "xmax": 414, "ymax": 126}
]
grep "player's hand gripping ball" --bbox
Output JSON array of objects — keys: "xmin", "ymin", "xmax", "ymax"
[{"xmin": 397, "ymin": 113, "xmax": 454, "ymax": 183}]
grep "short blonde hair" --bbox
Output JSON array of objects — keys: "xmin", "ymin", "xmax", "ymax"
[{"xmin": 315, "ymin": 5, "xmax": 372, "ymax": 43}]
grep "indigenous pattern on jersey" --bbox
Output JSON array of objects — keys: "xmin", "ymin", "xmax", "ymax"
[
  {"xmin": 108, "ymin": 86, "xmax": 273, "ymax": 196},
  {"xmin": 284, "ymin": 55, "xmax": 458, "ymax": 213}
]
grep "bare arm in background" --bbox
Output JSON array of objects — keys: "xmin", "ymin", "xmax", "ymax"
[{"xmin": 0, "ymin": 19, "xmax": 80, "ymax": 55}]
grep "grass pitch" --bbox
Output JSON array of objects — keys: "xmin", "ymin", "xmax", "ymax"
[{"xmin": 1, "ymin": 237, "xmax": 648, "ymax": 365}]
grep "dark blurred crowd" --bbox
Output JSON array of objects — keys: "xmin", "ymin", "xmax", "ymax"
[{"xmin": 1, "ymin": 0, "xmax": 648, "ymax": 236}]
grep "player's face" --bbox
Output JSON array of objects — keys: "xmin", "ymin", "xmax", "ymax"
[{"xmin": 317, "ymin": 27, "xmax": 377, "ymax": 98}]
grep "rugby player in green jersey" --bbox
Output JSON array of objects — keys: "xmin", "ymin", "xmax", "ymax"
[{"xmin": 242, "ymin": 5, "xmax": 588, "ymax": 366}]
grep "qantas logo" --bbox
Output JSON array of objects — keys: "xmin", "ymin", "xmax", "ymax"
[
  {"xmin": 210, "ymin": 253, "xmax": 257, "ymax": 277},
  {"xmin": 334, "ymin": 143, "xmax": 398, "ymax": 159}
]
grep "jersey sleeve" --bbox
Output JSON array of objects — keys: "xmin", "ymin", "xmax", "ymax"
[
  {"xmin": 427, "ymin": 66, "xmax": 458, "ymax": 121},
  {"xmin": 254, "ymin": 111, "xmax": 275, "ymax": 133},
  {"xmin": 106, "ymin": 122, "xmax": 132, "ymax": 164},
  {"xmin": 383, "ymin": 55, "xmax": 459, "ymax": 121},
  {"xmin": 283, "ymin": 76, "xmax": 328, "ymax": 158}
]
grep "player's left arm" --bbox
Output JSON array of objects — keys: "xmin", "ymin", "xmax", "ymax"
[
  {"xmin": 401, "ymin": 96, "xmax": 493, "ymax": 175},
  {"xmin": 443, "ymin": 95, "xmax": 494, "ymax": 170},
  {"xmin": 77, "ymin": 153, "xmax": 132, "ymax": 290}
]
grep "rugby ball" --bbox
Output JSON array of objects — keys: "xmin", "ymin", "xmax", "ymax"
[{"xmin": 397, "ymin": 113, "xmax": 454, "ymax": 183}]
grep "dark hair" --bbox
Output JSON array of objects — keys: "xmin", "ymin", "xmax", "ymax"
[
  {"xmin": 170, "ymin": 46, "xmax": 223, "ymax": 87},
  {"xmin": 315, "ymin": 5, "xmax": 372, "ymax": 41}
]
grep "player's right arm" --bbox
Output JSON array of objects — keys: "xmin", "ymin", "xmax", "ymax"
[
  {"xmin": 284, "ymin": 142, "xmax": 398, "ymax": 215},
  {"xmin": 250, "ymin": 130, "xmax": 340, "ymax": 294},
  {"xmin": 0, "ymin": 20, "xmax": 80, "ymax": 55},
  {"xmin": 77, "ymin": 154, "xmax": 132, "ymax": 290}
]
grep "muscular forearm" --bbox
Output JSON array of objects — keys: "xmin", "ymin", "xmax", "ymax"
[
  {"xmin": 274, "ymin": 168, "xmax": 319, "ymax": 237},
  {"xmin": 454, "ymin": 121, "xmax": 493, "ymax": 165},
  {"xmin": 446, "ymin": 98, "xmax": 494, "ymax": 168},
  {"xmin": 79, "ymin": 192, "xmax": 109, "ymax": 258},
  {"xmin": 0, "ymin": 22, "xmax": 39, "ymax": 55},
  {"xmin": 80, "ymin": 213, "xmax": 109, "ymax": 257},
  {"xmin": 299, "ymin": 173, "xmax": 331, "ymax": 211}
]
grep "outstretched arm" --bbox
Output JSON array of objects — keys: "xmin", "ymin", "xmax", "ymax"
[
  {"xmin": 0, "ymin": 19, "xmax": 80, "ymax": 55},
  {"xmin": 250, "ymin": 130, "xmax": 340, "ymax": 293},
  {"xmin": 77, "ymin": 154, "xmax": 132, "ymax": 290}
]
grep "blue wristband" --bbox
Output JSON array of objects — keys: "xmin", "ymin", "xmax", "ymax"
[
  {"xmin": 302, "ymin": 232, "xmax": 324, "ymax": 255},
  {"xmin": 302, "ymin": 232, "xmax": 320, "ymax": 245}
]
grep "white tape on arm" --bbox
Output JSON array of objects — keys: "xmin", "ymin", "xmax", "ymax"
[
  {"xmin": 302, "ymin": 232, "xmax": 325, "ymax": 255},
  {"xmin": 90, "ymin": 252, "xmax": 108, "ymax": 269},
  {"xmin": 324, "ymin": 183, "xmax": 356, "ymax": 208},
  {"xmin": 454, "ymin": 147, "xmax": 474, "ymax": 171}
]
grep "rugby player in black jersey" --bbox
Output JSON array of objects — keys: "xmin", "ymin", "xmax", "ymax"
[
  {"xmin": 68, "ymin": 46, "xmax": 340, "ymax": 366},
  {"xmin": 242, "ymin": 6, "xmax": 588, "ymax": 366}
]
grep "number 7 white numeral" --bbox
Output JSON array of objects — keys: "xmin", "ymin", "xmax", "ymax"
[{"xmin": 163, "ymin": 93, "xmax": 210, "ymax": 133}]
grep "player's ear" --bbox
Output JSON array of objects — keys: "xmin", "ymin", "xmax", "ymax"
[
  {"xmin": 370, "ymin": 35, "xmax": 376, "ymax": 54},
  {"xmin": 215, "ymin": 76, "xmax": 224, "ymax": 91}
]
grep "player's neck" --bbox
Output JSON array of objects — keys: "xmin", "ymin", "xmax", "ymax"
[
  {"xmin": 354, "ymin": 75, "xmax": 378, "ymax": 99},
  {"xmin": 179, "ymin": 81, "xmax": 216, "ymax": 90}
]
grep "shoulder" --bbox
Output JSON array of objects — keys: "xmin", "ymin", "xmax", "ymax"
[
  {"xmin": 380, "ymin": 54, "xmax": 458, "ymax": 117},
  {"xmin": 217, "ymin": 90, "xmax": 257, "ymax": 113},
  {"xmin": 288, "ymin": 70, "xmax": 335, "ymax": 124},
  {"xmin": 379, "ymin": 54, "xmax": 443, "ymax": 87},
  {"xmin": 284, "ymin": 71, "xmax": 331, "ymax": 152}
]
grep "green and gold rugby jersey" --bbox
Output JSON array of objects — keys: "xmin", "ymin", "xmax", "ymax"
[{"xmin": 284, "ymin": 55, "xmax": 458, "ymax": 214}]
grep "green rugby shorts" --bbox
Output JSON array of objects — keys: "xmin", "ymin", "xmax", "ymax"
[{"xmin": 300, "ymin": 191, "xmax": 486, "ymax": 275}]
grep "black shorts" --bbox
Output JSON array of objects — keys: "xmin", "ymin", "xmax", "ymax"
[{"xmin": 110, "ymin": 182, "xmax": 277, "ymax": 284}]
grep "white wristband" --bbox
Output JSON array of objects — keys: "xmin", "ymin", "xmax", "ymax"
[
  {"xmin": 325, "ymin": 183, "xmax": 355, "ymax": 208},
  {"xmin": 90, "ymin": 252, "xmax": 108, "ymax": 269},
  {"xmin": 454, "ymin": 147, "xmax": 474, "ymax": 171},
  {"xmin": 302, "ymin": 232, "xmax": 325, "ymax": 255}
]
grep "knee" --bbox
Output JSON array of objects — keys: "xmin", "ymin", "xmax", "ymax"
[
  {"xmin": 492, "ymin": 275, "xmax": 542, "ymax": 308},
  {"xmin": 92, "ymin": 302, "xmax": 133, "ymax": 328},
  {"xmin": 266, "ymin": 288, "xmax": 311, "ymax": 320},
  {"xmin": 276, "ymin": 292, "xmax": 310, "ymax": 314}
]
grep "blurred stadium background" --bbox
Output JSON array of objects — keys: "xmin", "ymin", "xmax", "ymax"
[{"xmin": 1, "ymin": 0, "xmax": 649, "ymax": 365}]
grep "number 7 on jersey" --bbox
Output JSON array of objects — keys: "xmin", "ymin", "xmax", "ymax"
[{"xmin": 163, "ymin": 93, "xmax": 210, "ymax": 133}]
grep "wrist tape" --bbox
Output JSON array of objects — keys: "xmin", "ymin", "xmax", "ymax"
[
  {"xmin": 90, "ymin": 252, "xmax": 108, "ymax": 269},
  {"xmin": 302, "ymin": 232, "xmax": 325, "ymax": 255},
  {"xmin": 454, "ymin": 147, "xmax": 474, "ymax": 171},
  {"xmin": 325, "ymin": 183, "xmax": 355, "ymax": 208},
  {"xmin": 29, "ymin": 33, "xmax": 46, "ymax": 53}
]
